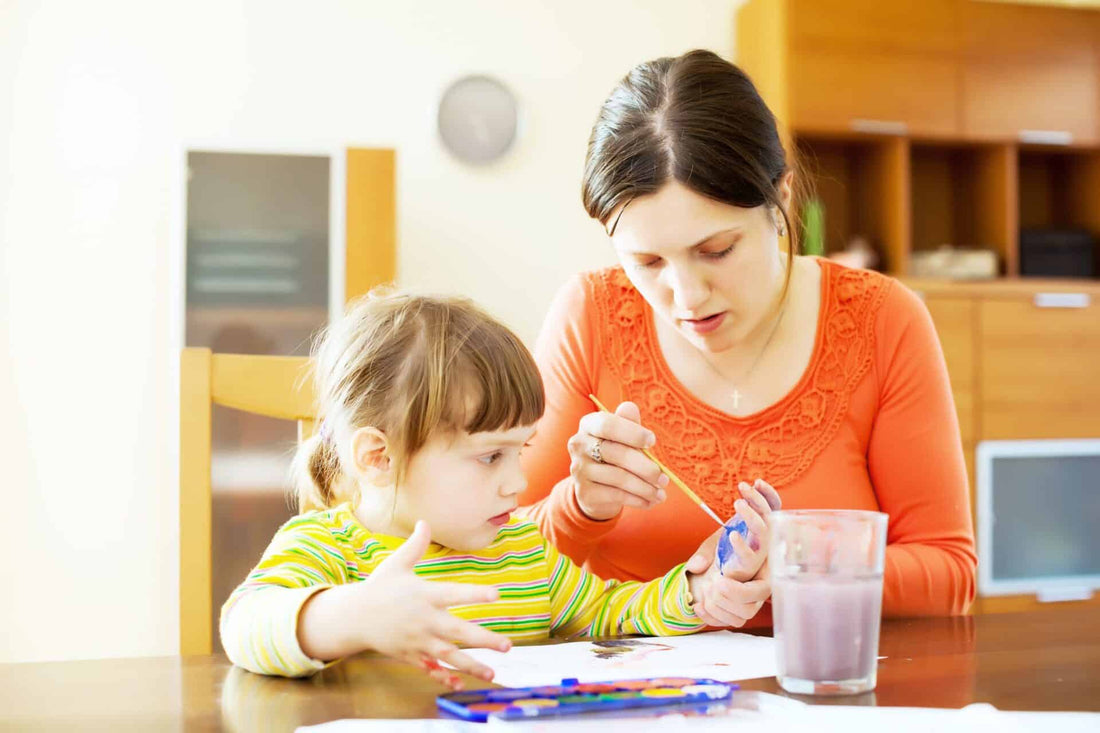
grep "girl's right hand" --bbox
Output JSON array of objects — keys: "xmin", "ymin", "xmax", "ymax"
[
  {"xmin": 356, "ymin": 521, "xmax": 512, "ymax": 689},
  {"xmin": 568, "ymin": 401, "xmax": 669, "ymax": 521}
]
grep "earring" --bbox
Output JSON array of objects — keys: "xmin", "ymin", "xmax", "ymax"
[{"xmin": 777, "ymin": 221, "xmax": 786, "ymax": 238}]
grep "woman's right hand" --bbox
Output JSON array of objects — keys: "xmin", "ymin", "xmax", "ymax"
[
  {"xmin": 568, "ymin": 401, "xmax": 669, "ymax": 521},
  {"xmin": 299, "ymin": 521, "xmax": 512, "ymax": 689}
]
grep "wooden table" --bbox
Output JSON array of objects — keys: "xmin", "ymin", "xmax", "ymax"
[{"xmin": 3, "ymin": 606, "xmax": 1097, "ymax": 731}]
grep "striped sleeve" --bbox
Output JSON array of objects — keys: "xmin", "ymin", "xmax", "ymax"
[
  {"xmin": 219, "ymin": 515, "xmax": 350, "ymax": 677},
  {"xmin": 544, "ymin": 539, "xmax": 703, "ymax": 638}
]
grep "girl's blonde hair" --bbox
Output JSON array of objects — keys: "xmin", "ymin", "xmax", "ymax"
[{"xmin": 292, "ymin": 289, "xmax": 544, "ymax": 513}]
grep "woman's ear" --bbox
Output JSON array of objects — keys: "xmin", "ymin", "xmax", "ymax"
[
  {"xmin": 350, "ymin": 426, "xmax": 393, "ymax": 485},
  {"xmin": 777, "ymin": 171, "xmax": 794, "ymax": 213}
]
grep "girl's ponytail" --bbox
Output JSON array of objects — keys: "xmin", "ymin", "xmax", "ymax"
[{"xmin": 292, "ymin": 432, "xmax": 343, "ymax": 513}]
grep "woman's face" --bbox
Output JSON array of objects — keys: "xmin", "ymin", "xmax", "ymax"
[{"xmin": 609, "ymin": 179, "xmax": 790, "ymax": 354}]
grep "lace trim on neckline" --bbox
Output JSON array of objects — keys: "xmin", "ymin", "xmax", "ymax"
[{"xmin": 591, "ymin": 262, "xmax": 891, "ymax": 514}]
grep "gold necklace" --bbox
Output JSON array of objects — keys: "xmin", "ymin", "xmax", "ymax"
[{"xmin": 699, "ymin": 291, "xmax": 789, "ymax": 412}]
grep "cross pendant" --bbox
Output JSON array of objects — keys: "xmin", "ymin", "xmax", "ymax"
[{"xmin": 731, "ymin": 389, "xmax": 742, "ymax": 410}]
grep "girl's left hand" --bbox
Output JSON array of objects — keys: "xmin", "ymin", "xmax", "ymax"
[{"xmin": 685, "ymin": 534, "xmax": 770, "ymax": 628}]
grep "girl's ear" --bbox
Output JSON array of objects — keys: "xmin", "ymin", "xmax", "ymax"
[{"xmin": 350, "ymin": 426, "xmax": 393, "ymax": 485}]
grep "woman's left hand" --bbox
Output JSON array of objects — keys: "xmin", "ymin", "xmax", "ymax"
[{"xmin": 684, "ymin": 479, "xmax": 780, "ymax": 627}]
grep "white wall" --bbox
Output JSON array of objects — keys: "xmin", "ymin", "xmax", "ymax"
[{"xmin": 0, "ymin": 0, "xmax": 740, "ymax": 663}]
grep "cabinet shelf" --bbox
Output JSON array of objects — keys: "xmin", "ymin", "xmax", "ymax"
[
  {"xmin": 795, "ymin": 134, "xmax": 1100, "ymax": 282},
  {"xmin": 794, "ymin": 134, "xmax": 907, "ymax": 273},
  {"xmin": 1018, "ymin": 148, "xmax": 1100, "ymax": 233},
  {"xmin": 910, "ymin": 142, "xmax": 1017, "ymax": 276},
  {"xmin": 1018, "ymin": 148, "xmax": 1100, "ymax": 279}
]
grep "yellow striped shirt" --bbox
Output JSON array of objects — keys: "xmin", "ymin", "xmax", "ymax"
[{"xmin": 220, "ymin": 504, "xmax": 702, "ymax": 677}]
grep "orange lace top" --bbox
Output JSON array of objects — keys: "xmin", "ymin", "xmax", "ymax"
[{"xmin": 520, "ymin": 259, "xmax": 976, "ymax": 623}]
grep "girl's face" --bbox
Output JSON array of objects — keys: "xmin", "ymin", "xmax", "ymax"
[
  {"xmin": 390, "ymin": 424, "xmax": 537, "ymax": 552},
  {"xmin": 609, "ymin": 179, "xmax": 789, "ymax": 354}
]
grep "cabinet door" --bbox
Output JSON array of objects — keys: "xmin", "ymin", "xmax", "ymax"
[
  {"xmin": 980, "ymin": 294, "xmax": 1100, "ymax": 439},
  {"xmin": 961, "ymin": 51, "xmax": 1099, "ymax": 146},
  {"xmin": 790, "ymin": 0, "xmax": 959, "ymax": 55},
  {"xmin": 963, "ymin": 0, "xmax": 1098, "ymax": 58},
  {"xmin": 790, "ymin": 46, "xmax": 959, "ymax": 137},
  {"xmin": 960, "ymin": 0, "xmax": 1099, "ymax": 145}
]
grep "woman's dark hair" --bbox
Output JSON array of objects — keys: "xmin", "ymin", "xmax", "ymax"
[{"xmin": 582, "ymin": 49, "xmax": 798, "ymax": 290}]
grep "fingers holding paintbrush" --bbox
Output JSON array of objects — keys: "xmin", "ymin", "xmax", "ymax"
[
  {"xmin": 568, "ymin": 399, "xmax": 670, "ymax": 521},
  {"xmin": 587, "ymin": 394, "xmax": 725, "ymax": 528}
]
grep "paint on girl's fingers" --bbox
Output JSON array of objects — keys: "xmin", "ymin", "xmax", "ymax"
[
  {"xmin": 423, "ymin": 657, "xmax": 461, "ymax": 688},
  {"xmin": 716, "ymin": 517, "xmax": 755, "ymax": 574}
]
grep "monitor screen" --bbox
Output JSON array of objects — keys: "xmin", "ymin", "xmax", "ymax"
[{"xmin": 978, "ymin": 440, "xmax": 1100, "ymax": 597}]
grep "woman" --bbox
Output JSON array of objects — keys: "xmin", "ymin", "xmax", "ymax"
[{"xmin": 520, "ymin": 49, "xmax": 976, "ymax": 628}]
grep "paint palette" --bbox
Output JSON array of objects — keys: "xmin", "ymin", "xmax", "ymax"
[{"xmin": 436, "ymin": 676, "xmax": 735, "ymax": 722}]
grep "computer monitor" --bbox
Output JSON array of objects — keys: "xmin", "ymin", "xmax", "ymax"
[{"xmin": 976, "ymin": 439, "xmax": 1100, "ymax": 600}]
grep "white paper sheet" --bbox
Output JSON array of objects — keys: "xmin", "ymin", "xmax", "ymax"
[
  {"xmin": 297, "ymin": 721, "xmax": 476, "ymax": 733},
  {"xmin": 296, "ymin": 696, "xmax": 1100, "ymax": 733},
  {"xmin": 782, "ymin": 704, "xmax": 1100, "ymax": 733},
  {"xmin": 456, "ymin": 631, "xmax": 777, "ymax": 688},
  {"xmin": 475, "ymin": 704, "xmax": 1100, "ymax": 733}
]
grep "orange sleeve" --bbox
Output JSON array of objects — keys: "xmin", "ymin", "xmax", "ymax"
[
  {"xmin": 520, "ymin": 274, "xmax": 621, "ymax": 563},
  {"xmin": 870, "ymin": 282, "xmax": 977, "ymax": 616}
]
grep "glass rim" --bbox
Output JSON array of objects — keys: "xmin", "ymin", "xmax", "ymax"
[{"xmin": 770, "ymin": 509, "xmax": 888, "ymax": 523}]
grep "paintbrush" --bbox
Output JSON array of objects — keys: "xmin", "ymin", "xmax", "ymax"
[{"xmin": 588, "ymin": 394, "xmax": 725, "ymax": 528}]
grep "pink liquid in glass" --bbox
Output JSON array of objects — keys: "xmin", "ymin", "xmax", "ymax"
[{"xmin": 772, "ymin": 574, "xmax": 883, "ymax": 694}]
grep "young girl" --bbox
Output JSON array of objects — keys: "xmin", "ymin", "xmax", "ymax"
[{"xmin": 220, "ymin": 290, "xmax": 774, "ymax": 686}]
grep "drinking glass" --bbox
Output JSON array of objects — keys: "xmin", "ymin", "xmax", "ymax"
[{"xmin": 769, "ymin": 510, "xmax": 888, "ymax": 695}]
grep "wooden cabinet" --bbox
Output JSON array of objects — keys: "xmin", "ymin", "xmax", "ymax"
[
  {"xmin": 791, "ymin": 47, "xmax": 958, "ymax": 138},
  {"xmin": 961, "ymin": 51, "xmax": 1098, "ymax": 146},
  {"xmin": 789, "ymin": 0, "xmax": 959, "ymax": 55},
  {"xmin": 739, "ymin": 0, "xmax": 1100, "ymax": 146},
  {"xmin": 958, "ymin": 0, "xmax": 1099, "ymax": 145},
  {"xmin": 980, "ymin": 293, "xmax": 1100, "ymax": 440},
  {"xmin": 961, "ymin": 0, "xmax": 1099, "ymax": 58},
  {"xmin": 784, "ymin": 0, "xmax": 960, "ymax": 137},
  {"xmin": 738, "ymin": 0, "xmax": 1100, "ymax": 282},
  {"xmin": 906, "ymin": 279, "xmax": 1100, "ymax": 614}
]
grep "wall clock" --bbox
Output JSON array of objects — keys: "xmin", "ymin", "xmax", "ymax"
[{"xmin": 437, "ymin": 75, "xmax": 519, "ymax": 165}]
